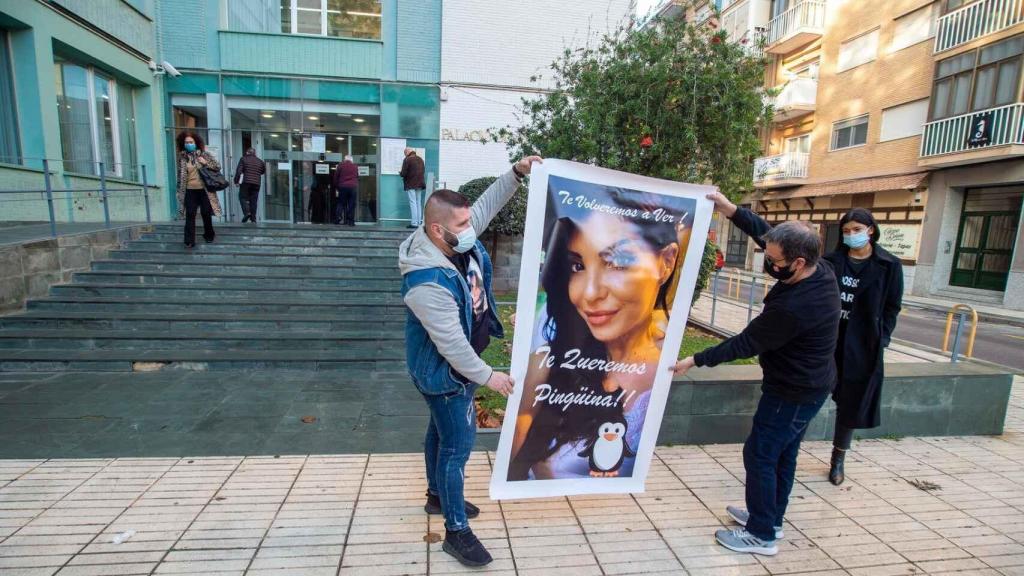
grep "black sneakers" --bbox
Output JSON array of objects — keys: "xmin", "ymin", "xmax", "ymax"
[
  {"xmin": 442, "ymin": 528, "xmax": 492, "ymax": 566},
  {"xmin": 424, "ymin": 491, "xmax": 480, "ymax": 519}
]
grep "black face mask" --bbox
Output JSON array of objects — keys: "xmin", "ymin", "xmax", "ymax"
[{"xmin": 764, "ymin": 258, "xmax": 796, "ymax": 282}]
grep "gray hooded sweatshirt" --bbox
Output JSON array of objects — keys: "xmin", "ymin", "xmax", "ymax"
[{"xmin": 398, "ymin": 169, "xmax": 522, "ymax": 386}]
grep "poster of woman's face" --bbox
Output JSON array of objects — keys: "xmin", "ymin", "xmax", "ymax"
[{"xmin": 490, "ymin": 160, "xmax": 713, "ymax": 499}]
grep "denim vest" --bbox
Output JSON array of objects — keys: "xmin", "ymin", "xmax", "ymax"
[{"xmin": 402, "ymin": 240, "xmax": 504, "ymax": 396}]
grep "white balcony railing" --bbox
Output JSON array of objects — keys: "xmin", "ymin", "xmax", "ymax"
[
  {"xmin": 773, "ymin": 77, "xmax": 817, "ymax": 121},
  {"xmin": 753, "ymin": 152, "xmax": 810, "ymax": 184},
  {"xmin": 935, "ymin": 0, "xmax": 1024, "ymax": 53},
  {"xmin": 921, "ymin": 102, "xmax": 1024, "ymax": 157},
  {"xmin": 765, "ymin": 1, "xmax": 826, "ymax": 50}
]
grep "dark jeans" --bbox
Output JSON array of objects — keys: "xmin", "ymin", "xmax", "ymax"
[
  {"xmin": 423, "ymin": 384, "xmax": 477, "ymax": 532},
  {"xmin": 239, "ymin": 183, "xmax": 260, "ymax": 221},
  {"xmin": 183, "ymin": 189, "xmax": 215, "ymax": 246},
  {"xmin": 336, "ymin": 186, "xmax": 356, "ymax": 225},
  {"xmin": 743, "ymin": 392, "xmax": 826, "ymax": 541}
]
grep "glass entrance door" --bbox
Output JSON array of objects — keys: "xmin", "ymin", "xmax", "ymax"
[{"xmin": 950, "ymin": 187, "xmax": 1023, "ymax": 291}]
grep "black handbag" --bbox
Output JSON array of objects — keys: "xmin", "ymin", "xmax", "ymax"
[{"xmin": 199, "ymin": 165, "xmax": 229, "ymax": 192}]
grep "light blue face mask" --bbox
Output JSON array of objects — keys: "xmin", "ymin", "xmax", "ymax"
[
  {"xmin": 184, "ymin": 143, "xmax": 197, "ymax": 153},
  {"xmin": 843, "ymin": 230, "xmax": 870, "ymax": 249},
  {"xmin": 442, "ymin": 224, "xmax": 477, "ymax": 254}
]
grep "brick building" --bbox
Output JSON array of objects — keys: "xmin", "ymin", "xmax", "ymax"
[{"xmin": 698, "ymin": 0, "xmax": 1024, "ymax": 310}]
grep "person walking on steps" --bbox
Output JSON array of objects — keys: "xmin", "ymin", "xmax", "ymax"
[
  {"xmin": 672, "ymin": 191, "xmax": 840, "ymax": 557},
  {"xmin": 333, "ymin": 155, "xmax": 359, "ymax": 226},
  {"xmin": 399, "ymin": 155, "xmax": 542, "ymax": 567},
  {"xmin": 175, "ymin": 131, "xmax": 220, "ymax": 248},
  {"xmin": 234, "ymin": 148, "xmax": 266, "ymax": 223},
  {"xmin": 822, "ymin": 208, "xmax": 903, "ymax": 486},
  {"xmin": 400, "ymin": 147, "xmax": 425, "ymax": 229}
]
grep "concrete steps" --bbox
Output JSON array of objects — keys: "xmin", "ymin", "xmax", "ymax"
[{"xmin": 0, "ymin": 224, "xmax": 411, "ymax": 372}]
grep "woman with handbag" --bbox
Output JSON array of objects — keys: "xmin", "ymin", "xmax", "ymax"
[{"xmin": 175, "ymin": 131, "xmax": 222, "ymax": 248}]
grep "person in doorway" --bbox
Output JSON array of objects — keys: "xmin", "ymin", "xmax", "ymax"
[
  {"xmin": 672, "ymin": 191, "xmax": 840, "ymax": 557},
  {"xmin": 399, "ymin": 155, "xmax": 542, "ymax": 567},
  {"xmin": 822, "ymin": 208, "xmax": 903, "ymax": 485},
  {"xmin": 175, "ymin": 131, "xmax": 221, "ymax": 248},
  {"xmin": 308, "ymin": 181, "xmax": 328, "ymax": 224},
  {"xmin": 400, "ymin": 147, "xmax": 426, "ymax": 228},
  {"xmin": 333, "ymin": 155, "xmax": 359, "ymax": 226},
  {"xmin": 234, "ymin": 148, "xmax": 266, "ymax": 223}
]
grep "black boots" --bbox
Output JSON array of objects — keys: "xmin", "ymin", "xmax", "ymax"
[
  {"xmin": 424, "ymin": 491, "xmax": 480, "ymax": 518},
  {"xmin": 829, "ymin": 447, "xmax": 846, "ymax": 486},
  {"xmin": 443, "ymin": 527, "xmax": 492, "ymax": 566}
]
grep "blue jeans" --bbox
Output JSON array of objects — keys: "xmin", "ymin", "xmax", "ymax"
[
  {"xmin": 742, "ymin": 392, "xmax": 825, "ymax": 541},
  {"xmin": 423, "ymin": 384, "xmax": 477, "ymax": 532}
]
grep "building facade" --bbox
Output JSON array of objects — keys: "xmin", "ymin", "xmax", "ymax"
[
  {"xmin": 159, "ymin": 0, "xmax": 441, "ymax": 225},
  {"xmin": 706, "ymin": 0, "xmax": 1023, "ymax": 310},
  {"xmin": 438, "ymin": 0, "xmax": 633, "ymax": 191},
  {"xmin": 0, "ymin": 0, "xmax": 168, "ymax": 221}
]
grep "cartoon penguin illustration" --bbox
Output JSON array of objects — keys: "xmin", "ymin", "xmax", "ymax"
[{"xmin": 578, "ymin": 421, "xmax": 635, "ymax": 477}]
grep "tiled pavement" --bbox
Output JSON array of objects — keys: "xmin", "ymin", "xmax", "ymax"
[{"xmin": 1, "ymin": 376, "xmax": 1023, "ymax": 575}]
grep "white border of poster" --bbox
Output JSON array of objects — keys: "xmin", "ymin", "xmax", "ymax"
[{"xmin": 490, "ymin": 159, "xmax": 715, "ymax": 500}]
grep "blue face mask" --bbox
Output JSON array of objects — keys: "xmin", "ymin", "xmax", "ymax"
[
  {"xmin": 843, "ymin": 231, "xmax": 870, "ymax": 249},
  {"xmin": 184, "ymin": 143, "xmax": 197, "ymax": 153}
]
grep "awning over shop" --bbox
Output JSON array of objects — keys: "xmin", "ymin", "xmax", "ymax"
[{"xmin": 758, "ymin": 172, "xmax": 930, "ymax": 201}]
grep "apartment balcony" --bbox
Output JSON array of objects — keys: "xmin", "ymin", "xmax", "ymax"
[
  {"xmin": 772, "ymin": 77, "xmax": 817, "ymax": 123},
  {"xmin": 920, "ymin": 102, "xmax": 1024, "ymax": 167},
  {"xmin": 753, "ymin": 152, "xmax": 810, "ymax": 187},
  {"xmin": 934, "ymin": 0, "xmax": 1024, "ymax": 53},
  {"xmin": 764, "ymin": 1, "xmax": 826, "ymax": 54}
]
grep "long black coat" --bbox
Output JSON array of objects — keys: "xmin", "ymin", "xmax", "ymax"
[{"xmin": 823, "ymin": 244, "xmax": 903, "ymax": 429}]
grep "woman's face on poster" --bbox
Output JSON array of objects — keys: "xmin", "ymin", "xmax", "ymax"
[{"xmin": 566, "ymin": 212, "xmax": 678, "ymax": 345}]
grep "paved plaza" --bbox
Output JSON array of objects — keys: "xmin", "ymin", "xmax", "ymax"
[{"xmin": 0, "ymin": 375, "xmax": 1021, "ymax": 575}]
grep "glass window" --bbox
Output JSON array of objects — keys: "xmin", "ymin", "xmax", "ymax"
[
  {"xmin": 55, "ymin": 58, "xmax": 137, "ymax": 178},
  {"xmin": 831, "ymin": 115, "xmax": 869, "ymax": 150},
  {"xmin": 276, "ymin": 0, "xmax": 381, "ymax": 39},
  {"xmin": 995, "ymin": 59, "xmax": 1021, "ymax": 105},
  {"xmin": 117, "ymin": 83, "xmax": 138, "ymax": 181},
  {"xmin": 838, "ymin": 29, "xmax": 879, "ymax": 72},
  {"xmin": 880, "ymin": 98, "xmax": 929, "ymax": 141},
  {"xmin": 785, "ymin": 134, "xmax": 810, "ymax": 153},
  {"xmin": 891, "ymin": 3, "xmax": 937, "ymax": 53},
  {"xmin": 0, "ymin": 30, "xmax": 20, "ymax": 165}
]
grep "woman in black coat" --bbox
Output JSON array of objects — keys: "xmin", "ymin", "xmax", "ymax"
[{"xmin": 822, "ymin": 208, "xmax": 903, "ymax": 485}]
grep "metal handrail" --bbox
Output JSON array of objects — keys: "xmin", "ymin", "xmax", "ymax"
[
  {"xmin": 942, "ymin": 304, "xmax": 979, "ymax": 361},
  {"xmin": 0, "ymin": 159, "xmax": 152, "ymax": 238}
]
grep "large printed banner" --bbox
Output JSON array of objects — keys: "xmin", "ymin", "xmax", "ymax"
[{"xmin": 490, "ymin": 160, "xmax": 714, "ymax": 499}]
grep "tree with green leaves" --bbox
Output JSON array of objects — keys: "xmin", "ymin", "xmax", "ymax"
[{"xmin": 497, "ymin": 6, "xmax": 772, "ymax": 300}]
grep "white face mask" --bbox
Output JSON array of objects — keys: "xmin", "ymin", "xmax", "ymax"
[{"xmin": 441, "ymin": 224, "xmax": 477, "ymax": 254}]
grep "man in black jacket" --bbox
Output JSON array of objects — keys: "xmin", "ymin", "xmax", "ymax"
[
  {"xmin": 234, "ymin": 148, "xmax": 266, "ymax": 223},
  {"xmin": 674, "ymin": 191, "xmax": 840, "ymax": 557}
]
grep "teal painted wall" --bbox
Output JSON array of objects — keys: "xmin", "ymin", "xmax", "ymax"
[
  {"xmin": 0, "ymin": 0, "xmax": 169, "ymax": 221},
  {"xmin": 50, "ymin": 0, "xmax": 155, "ymax": 55},
  {"xmin": 395, "ymin": 0, "xmax": 440, "ymax": 84},
  {"xmin": 219, "ymin": 32, "xmax": 382, "ymax": 79}
]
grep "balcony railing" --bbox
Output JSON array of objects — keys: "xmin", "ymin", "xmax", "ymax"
[
  {"xmin": 765, "ymin": 1, "xmax": 826, "ymax": 54},
  {"xmin": 920, "ymin": 102, "xmax": 1024, "ymax": 158},
  {"xmin": 773, "ymin": 77, "xmax": 817, "ymax": 122},
  {"xmin": 935, "ymin": 0, "xmax": 1024, "ymax": 53},
  {"xmin": 753, "ymin": 152, "xmax": 810, "ymax": 185}
]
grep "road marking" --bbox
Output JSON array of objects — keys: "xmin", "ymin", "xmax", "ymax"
[{"xmin": 1007, "ymin": 334, "xmax": 1024, "ymax": 341}]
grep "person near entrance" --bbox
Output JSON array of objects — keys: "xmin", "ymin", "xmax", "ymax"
[
  {"xmin": 234, "ymin": 148, "xmax": 266, "ymax": 223},
  {"xmin": 175, "ymin": 131, "xmax": 221, "ymax": 248},
  {"xmin": 400, "ymin": 147, "xmax": 425, "ymax": 228},
  {"xmin": 672, "ymin": 191, "xmax": 840, "ymax": 557},
  {"xmin": 333, "ymin": 155, "xmax": 359, "ymax": 226},
  {"xmin": 822, "ymin": 208, "xmax": 903, "ymax": 486},
  {"xmin": 399, "ymin": 155, "xmax": 542, "ymax": 566}
]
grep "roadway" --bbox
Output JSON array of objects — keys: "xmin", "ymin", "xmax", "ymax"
[{"xmin": 705, "ymin": 272, "xmax": 1024, "ymax": 373}]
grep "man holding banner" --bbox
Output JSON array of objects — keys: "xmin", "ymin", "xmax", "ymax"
[
  {"xmin": 399, "ymin": 155, "xmax": 542, "ymax": 567},
  {"xmin": 673, "ymin": 191, "xmax": 840, "ymax": 557}
]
